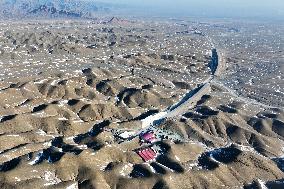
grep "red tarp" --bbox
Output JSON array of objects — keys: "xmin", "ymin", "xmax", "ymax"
[{"xmin": 137, "ymin": 148, "xmax": 157, "ymax": 162}]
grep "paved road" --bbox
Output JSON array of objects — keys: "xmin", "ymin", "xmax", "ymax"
[{"xmin": 140, "ymin": 48, "xmax": 221, "ymax": 129}]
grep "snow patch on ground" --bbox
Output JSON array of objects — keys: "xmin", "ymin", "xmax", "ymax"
[
  {"xmin": 258, "ymin": 179, "xmax": 268, "ymax": 189},
  {"xmin": 119, "ymin": 163, "xmax": 133, "ymax": 177},
  {"xmin": 28, "ymin": 155, "xmax": 41, "ymax": 165},
  {"xmin": 43, "ymin": 171, "xmax": 61, "ymax": 186},
  {"xmin": 119, "ymin": 131, "xmax": 137, "ymax": 139},
  {"xmin": 141, "ymin": 111, "xmax": 167, "ymax": 128},
  {"xmin": 66, "ymin": 182, "xmax": 78, "ymax": 189}
]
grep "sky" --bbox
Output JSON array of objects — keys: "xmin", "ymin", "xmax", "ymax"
[{"xmin": 95, "ymin": 0, "xmax": 284, "ymax": 20}]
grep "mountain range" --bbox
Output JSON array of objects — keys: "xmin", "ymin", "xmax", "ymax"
[{"xmin": 0, "ymin": 0, "xmax": 113, "ymax": 18}]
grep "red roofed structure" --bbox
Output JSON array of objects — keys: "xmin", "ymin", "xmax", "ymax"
[
  {"xmin": 137, "ymin": 148, "xmax": 157, "ymax": 162},
  {"xmin": 141, "ymin": 132, "xmax": 157, "ymax": 143}
]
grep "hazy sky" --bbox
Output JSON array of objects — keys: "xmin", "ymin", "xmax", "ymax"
[{"xmin": 96, "ymin": 0, "xmax": 284, "ymax": 19}]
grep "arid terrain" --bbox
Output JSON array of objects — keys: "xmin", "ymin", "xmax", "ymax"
[{"xmin": 0, "ymin": 18, "xmax": 283, "ymax": 189}]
